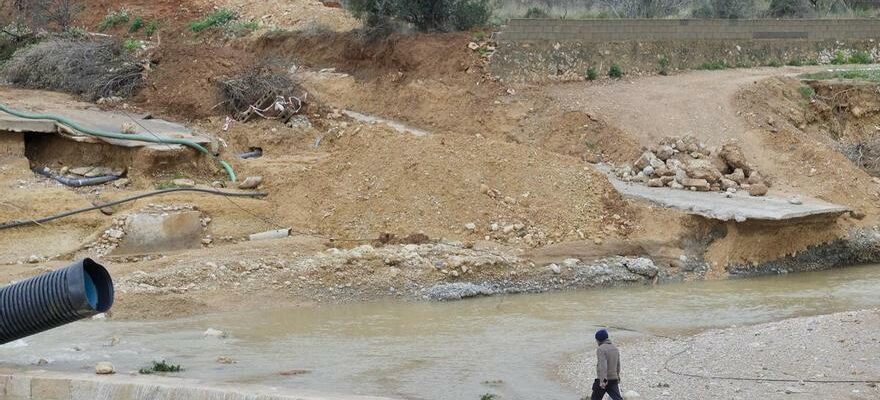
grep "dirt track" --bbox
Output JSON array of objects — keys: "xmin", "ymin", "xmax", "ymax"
[{"xmin": 548, "ymin": 66, "xmax": 818, "ymax": 146}]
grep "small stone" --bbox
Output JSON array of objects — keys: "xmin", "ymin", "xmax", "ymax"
[
  {"xmin": 788, "ymin": 196, "xmax": 802, "ymax": 205},
  {"xmin": 720, "ymin": 178, "xmax": 738, "ymax": 190},
  {"xmin": 237, "ymin": 176, "xmax": 263, "ymax": 190},
  {"xmin": 749, "ymin": 183, "xmax": 769, "ymax": 197},
  {"xmin": 647, "ymin": 178, "xmax": 664, "ymax": 187},
  {"xmin": 503, "ymin": 196, "xmax": 517, "ymax": 205},
  {"xmin": 202, "ymin": 238, "xmax": 213, "ymax": 245},
  {"xmin": 217, "ymin": 356, "xmax": 236, "ymax": 364},
  {"xmin": 172, "ymin": 178, "xmax": 195, "ymax": 188},
  {"xmin": 204, "ymin": 328, "xmax": 228, "ymax": 339},
  {"xmin": 655, "ymin": 145, "xmax": 674, "ymax": 160},
  {"xmin": 27, "ymin": 255, "xmax": 40, "ymax": 264},
  {"xmin": 680, "ymin": 178, "xmax": 711, "ymax": 191},
  {"xmin": 725, "ymin": 168, "xmax": 746, "ymax": 184},
  {"xmin": 112, "ymin": 178, "xmax": 130, "ymax": 189},
  {"xmin": 70, "ymin": 167, "xmax": 93, "ymax": 176},
  {"xmin": 464, "ymin": 222, "xmax": 477, "ymax": 231},
  {"xmin": 548, "ymin": 264, "xmax": 561, "ymax": 274},
  {"xmin": 95, "ymin": 361, "xmax": 115, "ymax": 374}
]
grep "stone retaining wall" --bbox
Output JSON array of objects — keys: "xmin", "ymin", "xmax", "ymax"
[{"xmin": 499, "ymin": 18, "xmax": 880, "ymax": 42}]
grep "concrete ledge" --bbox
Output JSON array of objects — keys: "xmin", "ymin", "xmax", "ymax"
[
  {"xmin": 608, "ymin": 178, "xmax": 849, "ymax": 222},
  {"xmin": 0, "ymin": 370, "xmax": 397, "ymax": 400}
]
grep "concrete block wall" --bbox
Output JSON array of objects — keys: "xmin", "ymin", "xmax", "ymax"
[
  {"xmin": 499, "ymin": 19, "xmax": 880, "ymax": 42},
  {"xmin": 0, "ymin": 132, "xmax": 24, "ymax": 158}
]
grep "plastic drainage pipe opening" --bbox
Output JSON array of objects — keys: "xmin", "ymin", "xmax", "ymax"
[{"xmin": 82, "ymin": 258, "xmax": 114, "ymax": 313}]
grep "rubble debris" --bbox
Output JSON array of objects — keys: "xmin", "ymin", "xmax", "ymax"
[{"xmin": 615, "ymin": 136, "xmax": 769, "ymax": 196}]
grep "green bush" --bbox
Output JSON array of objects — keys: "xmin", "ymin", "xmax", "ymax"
[
  {"xmin": 524, "ymin": 7, "xmax": 550, "ymax": 18},
  {"xmin": 767, "ymin": 59, "xmax": 782, "ymax": 67},
  {"xmin": 768, "ymin": 0, "xmax": 815, "ymax": 17},
  {"xmin": 798, "ymin": 85, "xmax": 814, "ymax": 100},
  {"xmin": 831, "ymin": 51, "xmax": 847, "ymax": 65},
  {"xmin": 786, "ymin": 58, "xmax": 803, "ymax": 66},
  {"xmin": 608, "ymin": 64, "xmax": 623, "ymax": 79},
  {"xmin": 123, "ymin": 39, "xmax": 140, "ymax": 52},
  {"xmin": 698, "ymin": 60, "xmax": 728, "ymax": 70},
  {"xmin": 190, "ymin": 9, "xmax": 237, "ymax": 32},
  {"xmin": 658, "ymin": 55, "xmax": 670, "ymax": 75},
  {"xmin": 849, "ymin": 51, "xmax": 873, "ymax": 64},
  {"xmin": 129, "ymin": 17, "xmax": 144, "ymax": 33},
  {"xmin": 139, "ymin": 360, "xmax": 181, "ymax": 374},
  {"xmin": 585, "ymin": 67, "xmax": 597, "ymax": 81},
  {"xmin": 144, "ymin": 22, "xmax": 160, "ymax": 36},
  {"xmin": 692, "ymin": 0, "xmax": 754, "ymax": 18},
  {"xmin": 348, "ymin": 0, "xmax": 492, "ymax": 32},
  {"xmin": 98, "ymin": 9, "xmax": 130, "ymax": 32}
]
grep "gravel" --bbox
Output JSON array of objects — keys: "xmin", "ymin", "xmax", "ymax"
[{"xmin": 560, "ymin": 309, "xmax": 880, "ymax": 399}]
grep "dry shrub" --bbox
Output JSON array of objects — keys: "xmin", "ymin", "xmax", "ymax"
[
  {"xmin": 218, "ymin": 66, "xmax": 304, "ymax": 121},
  {"xmin": 2, "ymin": 38, "xmax": 144, "ymax": 100},
  {"xmin": 840, "ymin": 137, "xmax": 880, "ymax": 176}
]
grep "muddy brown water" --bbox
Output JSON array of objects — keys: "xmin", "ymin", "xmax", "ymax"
[{"xmin": 2, "ymin": 264, "xmax": 880, "ymax": 400}]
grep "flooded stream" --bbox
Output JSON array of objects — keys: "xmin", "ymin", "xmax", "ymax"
[{"xmin": 3, "ymin": 264, "xmax": 880, "ymax": 399}]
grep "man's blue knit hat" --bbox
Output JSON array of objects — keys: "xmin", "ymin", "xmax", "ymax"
[{"xmin": 595, "ymin": 329, "xmax": 609, "ymax": 342}]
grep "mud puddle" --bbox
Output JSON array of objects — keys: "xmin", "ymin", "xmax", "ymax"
[{"xmin": 3, "ymin": 264, "xmax": 880, "ymax": 399}]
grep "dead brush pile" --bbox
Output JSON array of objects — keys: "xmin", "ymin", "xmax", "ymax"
[
  {"xmin": 2, "ymin": 38, "xmax": 144, "ymax": 100},
  {"xmin": 218, "ymin": 67, "xmax": 306, "ymax": 123},
  {"xmin": 840, "ymin": 137, "xmax": 880, "ymax": 176}
]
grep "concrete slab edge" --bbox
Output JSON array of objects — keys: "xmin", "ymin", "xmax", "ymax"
[{"xmin": 0, "ymin": 370, "xmax": 398, "ymax": 400}]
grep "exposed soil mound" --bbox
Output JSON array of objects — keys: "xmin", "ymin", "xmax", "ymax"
[
  {"xmin": 136, "ymin": 42, "xmax": 257, "ymax": 119},
  {"xmin": 243, "ymin": 126, "xmax": 633, "ymax": 245},
  {"xmin": 192, "ymin": 0, "xmax": 359, "ymax": 32},
  {"xmin": 255, "ymin": 31, "xmax": 480, "ymax": 81},
  {"xmin": 734, "ymin": 77, "xmax": 880, "ymax": 225}
]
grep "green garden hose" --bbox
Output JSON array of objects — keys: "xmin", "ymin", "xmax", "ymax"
[{"xmin": 0, "ymin": 104, "xmax": 236, "ymax": 182}]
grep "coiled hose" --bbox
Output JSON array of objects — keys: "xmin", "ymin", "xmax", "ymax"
[
  {"xmin": 0, "ymin": 104, "xmax": 237, "ymax": 182},
  {"xmin": 0, "ymin": 258, "xmax": 113, "ymax": 345}
]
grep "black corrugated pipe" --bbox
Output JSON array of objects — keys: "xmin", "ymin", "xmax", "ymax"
[
  {"xmin": 32, "ymin": 166, "xmax": 121, "ymax": 187},
  {"xmin": 0, "ymin": 258, "xmax": 114, "ymax": 344},
  {"xmin": 238, "ymin": 148, "xmax": 263, "ymax": 159}
]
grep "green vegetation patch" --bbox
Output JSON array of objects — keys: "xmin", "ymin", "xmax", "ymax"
[
  {"xmin": 698, "ymin": 60, "xmax": 728, "ymax": 70},
  {"xmin": 801, "ymin": 69, "xmax": 880, "ymax": 83},
  {"xmin": 98, "ymin": 9, "xmax": 130, "ymax": 32},
  {"xmin": 139, "ymin": 360, "xmax": 182, "ymax": 374},
  {"xmin": 190, "ymin": 9, "xmax": 238, "ymax": 32}
]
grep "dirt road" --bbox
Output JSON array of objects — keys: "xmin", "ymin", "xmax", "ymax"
[{"xmin": 548, "ymin": 66, "xmax": 823, "ymax": 146}]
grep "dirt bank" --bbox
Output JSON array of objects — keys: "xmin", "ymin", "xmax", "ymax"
[{"xmin": 561, "ymin": 309, "xmax": 880, "ymax": 400}]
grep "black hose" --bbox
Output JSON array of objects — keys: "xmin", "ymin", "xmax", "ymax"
[
  {"xmin": 0, "ymin": 258, "xmax": 113, "ymax": 344},
  {"xmin": 32, "ymin": 166, "xmax": 120, "ymax": 187},
  {"xmin": 239, "ymin": 149, "xmax": 263, "ymax": 159},
  {"xmin": 0, "ymin": 188, "xmax": 268, "ymax": 230}
]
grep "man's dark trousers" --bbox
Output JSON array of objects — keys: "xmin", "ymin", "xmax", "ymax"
[{"xmin": 590, "ymin": 379, "xmax": 623, "ymax": 400}]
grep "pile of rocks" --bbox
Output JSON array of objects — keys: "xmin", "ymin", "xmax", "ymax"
[
  {"xmin": 84, "ymin": 217, "xmax": 128, "ymax": 256},
  {"xmin": 616, "ymin": 136, "xmax": 770, "ymax": 196},
  {"xmin": 60, "ymin": 166, "xmax": 125, "ymax": 178}
]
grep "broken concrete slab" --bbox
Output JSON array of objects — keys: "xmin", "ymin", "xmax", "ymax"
[
  {"xmin": 608, "ymin": 178, "xmax": 849, "ymax": 222},
  {"xmin": 112, "ymin": 211, "xmax": 204, "ymax": 255},
  {"xmin": 0, "ymin": 107, "xmax": 210, "ymax": 151}
]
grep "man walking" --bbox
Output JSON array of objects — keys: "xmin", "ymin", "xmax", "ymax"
[{"xmin": 591, "ymin": 329, "xmax": 623, "ymax": 400}]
